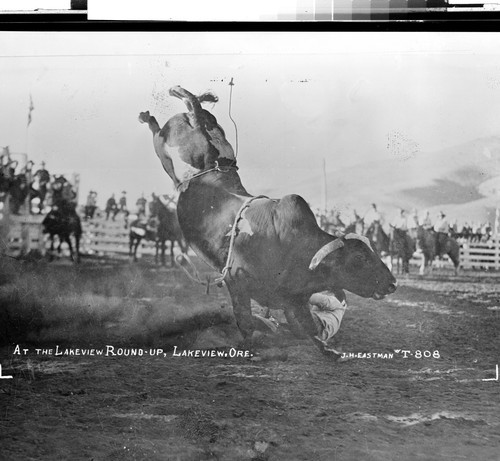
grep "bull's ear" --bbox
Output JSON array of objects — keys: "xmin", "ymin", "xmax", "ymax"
[{"xmin": 309, "ymin": 239, "xmax": 344, "ymax": 270}]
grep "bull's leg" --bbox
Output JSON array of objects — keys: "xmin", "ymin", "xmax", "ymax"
[
  {"xmin": 227, "ymin": 284, "xmax": 255, "ymax": 342},
  {"xmin": 283, "ymin": 309, "xmax": 308, "ymax": 339}
]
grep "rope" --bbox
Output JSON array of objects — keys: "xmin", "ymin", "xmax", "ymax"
[
  {"xmin": 228, "ymin": 78, "xmax": 239, "ymax": 158},
  {"xmin": 214, "ymin": 195, "xmax": 268, "ymax": 285},
  {"xmin": 175, "ymin": 161, "xmax": 235, "ymax": 191}
]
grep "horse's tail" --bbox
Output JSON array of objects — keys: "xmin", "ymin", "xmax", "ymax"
[{"xmin": 447, "ymin": 238, "xmax": 461, "ymax": 269}]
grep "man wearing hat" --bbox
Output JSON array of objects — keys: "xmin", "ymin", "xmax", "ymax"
[
  {"xmin": 85, "ymin": 190, "xmax": 97, "ymax": 220},
  {"xmin": 33, "ymin": 161, "xmax": 50, "ymax": 213},
  {"xmin": 119, "ymin": 191, "xmax": 128, "ymax": 218},
  {"xmin": 364, "ymin": 203, "xmax": 383, "ymax": 229},
  {"xmin": 392, "ymin": 208, "xmax": 408, "ymax": 231},
  {"xmin": 433, "ymin": 211, "xmax": 449, "ymax": 256}
]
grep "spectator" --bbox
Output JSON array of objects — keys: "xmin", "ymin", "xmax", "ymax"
[
  {"xmin": 85, "ymin": 190, "xmax": 98, "ymax": 220},
  {"xmin": 33, "ymin": 161, "xmax": 51, "ymax": 213},
  {"xmin": 136, "ymin": 194, "xmax": 147, "ymax": 218},
  {"xmin": 105, "ymin": 193, "xmax": 118, "ymax": 221},
  {"xmin": 118, "ymin": 191, "xmax": 129, "ymax": 218}
]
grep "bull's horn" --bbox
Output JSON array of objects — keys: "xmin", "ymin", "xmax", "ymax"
[
  {"xmin": 345, "ymin": 233, "xmax": 373, "ymax": 252},
  {"xmin": 309, "ymin": 239, "xmax": 344, "ymax": 270}
]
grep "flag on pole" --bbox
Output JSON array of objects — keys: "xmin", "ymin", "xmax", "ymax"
[{"xmin": 27, "ymin": 94, "xmax": 34, "ymax": 127}]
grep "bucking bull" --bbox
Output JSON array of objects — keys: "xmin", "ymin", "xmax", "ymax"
[{"xmin": 139, "ymin": 85, "xmax": 397, "ymax": 357}]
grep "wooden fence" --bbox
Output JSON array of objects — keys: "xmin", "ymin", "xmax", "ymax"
[
  {"xmin": 2, "ymin": 211, "xmax": 500, "ymax": 269},
  {"xmin": 459, "ymin": 240, "xmax": 500, "ymax": 270},
  {"xmin": 1, "ymin": 214, "xmax": 157, "ymax": 258}
]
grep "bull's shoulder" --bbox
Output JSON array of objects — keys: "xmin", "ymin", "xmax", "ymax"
[{"xmin": 272, "ymin": 194, "xmax": 321, "ymax": 237}]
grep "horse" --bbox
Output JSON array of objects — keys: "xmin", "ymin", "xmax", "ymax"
[
  {"xmin": 389, "ymin": 226, "xmax": 416, "ymax": 275},
  {"xmin": 151, "ymin": 196, "xmax": 187, "ymax": 266},
  {"xmin": 345, "ymin": 212, "xmax": 364, "ymax": 235},
  {"xmin": 365, "ymin": 221, "xmax": 392, "ymax": 269},
  {"xmin": 129, "ymin": 196, "xmax": 187, "ymax": 265},
  {"xmin": 42, "ymin": 203, "xmax": 82, "ymax": 262},
  {"xmin": 416, "ymin": 226, "xmax": 460, "ymax": 275},
  {"xmin": 129, "ymin": 216, "xmax": 158, "ymax": 262}
]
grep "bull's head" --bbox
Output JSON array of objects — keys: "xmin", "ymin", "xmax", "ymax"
[{"xmin": 309, "ymin": 233, "xmax": 396, "ymax": 300}]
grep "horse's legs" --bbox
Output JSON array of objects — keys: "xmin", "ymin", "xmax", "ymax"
[
  {"xmin": 74, "ymin": 235, "xmax": 80, "ymax": 263},
  {"xmin": 155, "ymin": 240, "xmax": 159, "ymax": 265},
  {"xmin": 169, "ymin": 239, "xmax": 174, "ymax": 267},
  {"xmin": 65, "ymin": 234, "xmax": 74, "ymax": 261},
  {"xmin": 133, "ymin": 238, "xmax": 141, "ymax": 262},
  {"xmin": 419, "ymin": 256, "xmax": 425, "ymax": 275}
]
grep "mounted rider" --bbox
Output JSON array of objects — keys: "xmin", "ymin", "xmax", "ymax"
[
  {"xmin": 32, "ymin": 161, "xmax": 51, "ymax": 213},
  {"xmin": 433, "ymin": 211, "xmax": 449, "ymax": 256},
  {"xmin": 364, "ymin": 203, "xmax": 383, "ymax": 234},
  {"xmin": 421, "ymin": 210, "xmax": 433, "ymax": 230},
  {"xmin": 392, "ymin": 208, "xmax": 408, "ymax": 232}
]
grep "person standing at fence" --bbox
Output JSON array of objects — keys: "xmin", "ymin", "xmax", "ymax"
[
  {"xmin": 118, "ymin": 191, "xmax": 129, "ymax": 218},
  {"xmin": 85, "ymin": 190, "xmax": 97, "ymax": 220},
  {"xmin": 136, "ymin": 194, "xmax": 147, "ymax": 219},
  {"xmin": 105, "ymin": 193, "xmax": 118, "ymax": 221}
]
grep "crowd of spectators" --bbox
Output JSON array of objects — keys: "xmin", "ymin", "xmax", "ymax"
[
  {"xmin": 0, "ymin": 147, "xmax": 77, "ymax": 215},
  {"xmin": 314, "ymin": 203, "xmax": 499, "ymax": 243}
]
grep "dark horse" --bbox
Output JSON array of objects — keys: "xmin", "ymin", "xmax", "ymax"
[
  {"xmin": 129, "ymin": 196, "xmax": 186, "ymax": 265},
  {"xmin": 42, "ymin": 203, "xmax": 82, "ymax": 262},
  {"xmin": 389, "ymin": 227, "xmax": 416, "ymax": 274},
  {"xmin": 416, "ymin": 226, "xmax": 460, "ymax": 275},
  {"xmin": 365, "ymin": 221, "xmax": 392, "ymax": 268}
]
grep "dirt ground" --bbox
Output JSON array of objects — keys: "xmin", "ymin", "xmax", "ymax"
[{"xmin": 1, "ymin": 256, "xmax": 499, "ymax": 461}]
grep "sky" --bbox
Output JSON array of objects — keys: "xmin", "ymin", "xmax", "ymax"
[{"xmin": 1, "ymin": 32, "xmax": 500, "ymax": 209}]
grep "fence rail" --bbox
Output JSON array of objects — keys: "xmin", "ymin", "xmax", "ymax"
[{"xmin": 2, "ymin": 214, "xmax": 158, "ymax": 258}]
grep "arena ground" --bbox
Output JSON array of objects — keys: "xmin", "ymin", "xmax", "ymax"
[{"xmin": 0, "ymin": 256, "xmax": 499, "ymax": 460}]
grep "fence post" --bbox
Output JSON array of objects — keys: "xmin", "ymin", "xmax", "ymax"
[
  {"xmin": 496, "ymin": 238, "xmax": 500, "ymax": 271},
  {"xmin": 461, "ymin": 242, "xmax": 469, "ymax": 270}
]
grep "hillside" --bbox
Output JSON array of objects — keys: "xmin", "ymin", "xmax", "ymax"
[{"xmin": 290, "ymin": 136, "xmax": 500, "ymax": 224}]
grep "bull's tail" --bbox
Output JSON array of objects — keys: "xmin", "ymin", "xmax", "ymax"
[{"xmin": 138, "ymin": 111, "xmax": 161, "ymax": 135}]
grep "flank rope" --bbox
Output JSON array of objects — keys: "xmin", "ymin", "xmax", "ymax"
[{"xmin": 214, "ymin": 195, "xmax": 268, "ymax": 285}]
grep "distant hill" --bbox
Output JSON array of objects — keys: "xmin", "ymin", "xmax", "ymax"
[{"xmin": 284, "ymin": 136, "xmax": 500, "ymax": 224}]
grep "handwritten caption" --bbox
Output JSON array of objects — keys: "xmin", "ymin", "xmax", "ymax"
[{"xmin": 10, "ymin": 344, "xmax": 252, "ymax": 359}]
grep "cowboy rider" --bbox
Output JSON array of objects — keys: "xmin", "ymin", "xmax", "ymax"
[
  {"xmin": 392, "ymin": 208, "xmax": 408, "ymax": 232},
  {"xmin": 433, "ymin": 211, "xmax": 449, "ymax": 255}
]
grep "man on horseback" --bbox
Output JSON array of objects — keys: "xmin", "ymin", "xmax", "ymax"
[
  {"xmin": 422, "ymin": 210, "xmax": 433, "ymax": 230},
  {"xmin": 32, "ymin": 161, "xmax": 51, "ymax": 213},
  {"xmin": 433, "ymin": 211, "xmax": 449, "ymax": 257},
  {"xmin": 392, "ymin": 208, "xmax": 408, "ymax": 232}
]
